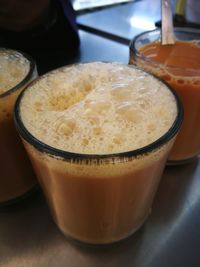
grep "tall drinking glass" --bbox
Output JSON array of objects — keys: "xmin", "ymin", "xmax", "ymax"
[
  {"xmin": 14, "ymin": 62, "xmax": 183, "ymax": 244},
  {"xmin": 0, "ymin": 48, "xmax": 37, "ymax": 205},
  {"xmin": 130, "ymin": 28, "xmax": 200, "ymax": 164}
]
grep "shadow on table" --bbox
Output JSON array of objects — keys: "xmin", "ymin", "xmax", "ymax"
[
  {"xmin": 0, "ymin": 189, "xmax": 60, "ymax": 266},
  {"xmin": 66, "ymin": 224, "xmax": 147, "ymax": 267},
  {"xmin": 151, "ymin": 158, "xmax": 199, "ymax": 225}
]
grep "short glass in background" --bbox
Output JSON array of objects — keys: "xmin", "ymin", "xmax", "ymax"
[
  {"xmin": 130, "ymin": 28, "xmax": 200, "ymax": 164},
  {"xmin": 0, "ymin": 48, "xmax": 37, "ymax": 205},
  {"xmin": 14, "ymin": 62, "xmax": 183, "ymax": 244}
]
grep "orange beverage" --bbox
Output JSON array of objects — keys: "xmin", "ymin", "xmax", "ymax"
[
  {"xmin": 129, "ymin": 28, "xmax": 200, "ymax": 164},
  {"xmin": 0, "ymin": 48, "xmax": 37, "ymax": 205},
  {"xmin": 14, "ymin": 62, "xmax": 183, "ymax": 244}
]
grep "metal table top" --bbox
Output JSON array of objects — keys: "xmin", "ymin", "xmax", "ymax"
[
  {"xmin": 1, "ymin": 159, "xmax": 200, "ymax": 267},
  {"xmin": 77, "ymin": 0, "xmax": 164, "ymax": 44}
]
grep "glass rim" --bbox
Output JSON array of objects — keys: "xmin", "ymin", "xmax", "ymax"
[
  {"xmin": 14, "ymin": 63, "xmax": 183, "ymax": 162},
  {"xmin": 130, "ymin": 27, "xmax": 200, "ymax": 73},
  {"xmin": 0, "ymin": 47, "xmax": 36, "ymax": 99}
]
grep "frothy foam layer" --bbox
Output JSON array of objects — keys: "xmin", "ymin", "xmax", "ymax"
[
  {"xmin": 20, "ymin": 62, "xmax": 177, "ymax": 154},
  {"xmin": 0, "ymin": 49, "xmax": 30, "ymax": 95}
]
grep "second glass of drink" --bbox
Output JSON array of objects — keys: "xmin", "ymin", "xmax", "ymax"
[
  {"xmin": 130, "ymin": 27, "xmax": 200, "ymax": 164},
  {"xmin": 0, "ymin": 48, "xmax": 37, "ymax": 205}
]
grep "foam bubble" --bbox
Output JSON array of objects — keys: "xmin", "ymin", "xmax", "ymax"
[{"xmin": 20, "ymin": 62, "xmax": 177, "ymax": 154}]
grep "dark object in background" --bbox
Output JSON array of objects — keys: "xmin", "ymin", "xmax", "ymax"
[
  {"xmin": 155, "ymin": 0, "xmax": 200, "ymax": 30},
  {"xmin": 0, "ymin": 0, "xmax": 80, "ymax": 74},
  {"xmin": 155, "ymin": 15, "xmax": 200, "ymax": 29}
]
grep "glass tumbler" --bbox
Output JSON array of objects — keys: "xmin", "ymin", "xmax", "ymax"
[
  {"xmin": 0, "ymin": 48, "xmax": 37, "ymax": 205},
  {"xmin": 14, "ymin": 63, "xmax": 183, "ymax": 244},
  {"xmin": 130, "ymin": 28, "xmax": 200, "ymax": 164}
]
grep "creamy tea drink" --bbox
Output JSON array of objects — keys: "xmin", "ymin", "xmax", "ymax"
[
  {"xmin": 15, "ymin": 62, "xmax": 183, "ymax": 244},
  {"xmin": 0, "ymin": 49, "xmax": 37, "ymax": 205},
  {"xmin": 130, "ymin": 28, "xmax": 200, "ymax": 164}
]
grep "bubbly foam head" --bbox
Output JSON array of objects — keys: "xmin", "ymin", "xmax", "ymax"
[
  {"xmin": 20, "ymin": 62, "xmax": 177, "ymax": 154},
  {"xmin": 0, "ymin": 49, "xmax": 30, "ymax": 95}
]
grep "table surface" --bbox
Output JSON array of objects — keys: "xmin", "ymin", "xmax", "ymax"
[
  {"xmin": 76, "ymin": 30, "xmax": 129, "ymax": 63},
  {"xmin": 77, "ymin": 0, "xmax": 165, "ymax": 44},
  {"xmin": 1, "ymin": 1, "xmax": 200, "ymax": 266},
  {"xmin": 1, "ymin": 158, "xmax": 200, "ymax": 267}
]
